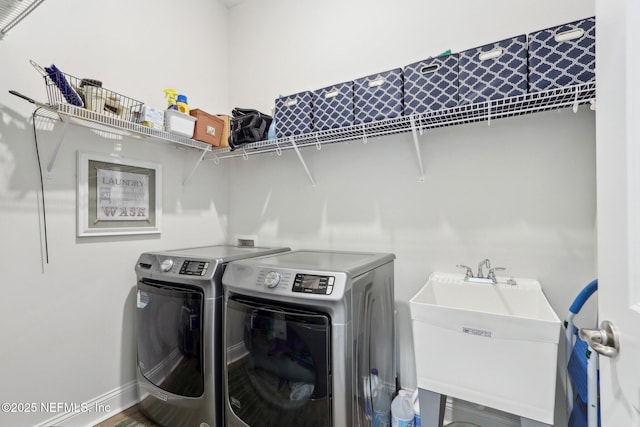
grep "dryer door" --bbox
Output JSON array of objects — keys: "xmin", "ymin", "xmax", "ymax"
[
  {"xmin": 136, "ymin": 280, "xmax": 204, "ymax": 397},
  {"xmin": 225, "ymin": 296, "xmax": 331, "ymax": 427}
]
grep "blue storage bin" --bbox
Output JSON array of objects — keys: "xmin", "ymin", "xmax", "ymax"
[
  {"xmin": 403, "ymin": 54, "xmax": 459, "ymax": 115},
  {"xmin": 275, "ymin": 91, "xmax": 313, "ymax": 138},
  {"xmin": 528, "ymin": 17, "xmax": 595, "ymax": 92},
  {"xmin": 354, "ymin": 68, "xmax": 403, "ymax": 124},
  {"xmin": 312, "ymin": 81, "xmax": 354, "ymax": 131},
  {"xmin": 458, "ymin": 35, "xmax": 528, "ymax": 104}
]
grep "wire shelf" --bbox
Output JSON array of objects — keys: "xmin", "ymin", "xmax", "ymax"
[
  {"xmin": 50, "ymin": 103, "xmax": 213, "ymax": 151},
  {"xmin": 0, "ymin": 0, "xmax": 45, "ymax": 39},
  {"xmin": 207, "ymin": 81, "xmax": 596, "ymax": 161},
  {"xmin": 41, "ymin": 66, "xmax": 144, "ymax": 123}
]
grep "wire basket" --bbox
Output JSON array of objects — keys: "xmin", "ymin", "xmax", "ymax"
[{"xmin": 34, "ymin": 62, "xmax": 144, "ymax": 123}]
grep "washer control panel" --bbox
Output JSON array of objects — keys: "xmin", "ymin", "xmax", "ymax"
[{"xmin": 292, "ymin": 273, "xmax": 335, "ymax": 295}]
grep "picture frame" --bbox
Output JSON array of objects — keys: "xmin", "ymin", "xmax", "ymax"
[{"xmin": 77, "ymin": 152, "xmax": 162, "ymax": 237}]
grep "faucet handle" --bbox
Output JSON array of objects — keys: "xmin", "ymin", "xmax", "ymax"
[
  {"xmin": 456, "ymin": 264, "xmax": 473, "ymax": 279},
  {"xmin": 487, "ymin": 267, "xmax": 506, "ymax": 281}
]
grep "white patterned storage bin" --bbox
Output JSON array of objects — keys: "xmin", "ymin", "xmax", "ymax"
[
  {"xmin": 527, "ymin": 17, "xmax": 595, "ymax": 92},
  {"xmin": 354, "ymin": 68, "xmax": 403, "ymax": 124},
  {"xmin": 275, "ymin": 91, "xmax": 313, "ymax": 138},
  {"xmin": 458, "ymin": 35, "xmax": 528, "ymax": 105},
  {"xmin": 403, "ymin": 54, "xmax": 459, "ymax": 115},
  {"xmin": 312, "ymin": 81, "xmax": 354, "ymax": 131}
]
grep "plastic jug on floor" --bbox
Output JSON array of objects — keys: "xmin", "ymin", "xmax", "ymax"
[{"xmin": 391, "ymin": 392, "xmax": 414, "ymax": 427}]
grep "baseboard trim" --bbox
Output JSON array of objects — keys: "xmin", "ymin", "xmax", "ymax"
[{"xmin": 34, "ymin": 380, "xmax": 138, "ymax": 427}]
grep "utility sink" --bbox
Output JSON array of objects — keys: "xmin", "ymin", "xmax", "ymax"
[{"xmin": 410, "ymin": 272, "xmax": 561, "ymax": 425}]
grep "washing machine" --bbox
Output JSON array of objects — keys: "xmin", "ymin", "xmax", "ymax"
[
  {"xmin": 222, "ymin": 249, "xmax": 396, "ymax": 427},
  {"xmin": 134, "ymin": 245, "xmax": 290, "ymax": 427}
]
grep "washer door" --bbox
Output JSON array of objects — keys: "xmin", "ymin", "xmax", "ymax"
[
  {"xmin": 136, "ymin": 280, "xmax": 204, "ymax": 397},
  {"xmin": 225, "ymin": 296, "xmax": 331, "ymax": 427}
]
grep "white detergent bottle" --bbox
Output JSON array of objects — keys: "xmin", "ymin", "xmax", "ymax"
[{"xmin": 391, "ymin": 391, "xmax": 415, "ymax": 427}]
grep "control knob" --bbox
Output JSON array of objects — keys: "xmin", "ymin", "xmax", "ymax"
[
  {"xmin": 160, "ymin": 258, "xmax": 174, "ymax": 272},
  {"xmin": 264, "ymin": 271, "xmax": 281, "ymax": 288}
]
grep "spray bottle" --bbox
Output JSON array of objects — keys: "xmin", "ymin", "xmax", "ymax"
[{"xmin": 164, "ymin": 88, "xmax": 178, "ymax": 110}]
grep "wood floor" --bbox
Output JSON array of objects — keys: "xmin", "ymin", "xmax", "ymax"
[{"xmin": 94, "ymin": 405, "xmax": 161, "ymax": 427}]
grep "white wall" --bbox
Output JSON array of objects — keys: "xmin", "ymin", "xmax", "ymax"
[
  {"xmin": 226, "ymin": 1, "xmax": 597, "ymax": 425},
  {"xmin": 0, "ymin": 1, "xmax": 598, "ymax": 426},
  {"xmin": 0, "ymin": 1, "xmax": 230, "ymax": 426}
]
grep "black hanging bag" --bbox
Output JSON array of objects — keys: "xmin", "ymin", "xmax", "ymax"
[{"xmin": 228, "ymin": 107, "xmax": 272, "ymax": 150}]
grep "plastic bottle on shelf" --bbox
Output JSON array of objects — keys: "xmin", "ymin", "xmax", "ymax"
[
  {"xmin": 391, "ymin": 391, "xmax": 414, "ymax": 427},
  {"xmin": 372, "ymin": 370, "xmax": 391, "ymax": 427},
  {"xmin": 176, "ymin": 94, "xmax": 189, "ymax": 114},
  {"xmin": 164, "ymin": 88, "xmax": 178, "ymax": 110}
]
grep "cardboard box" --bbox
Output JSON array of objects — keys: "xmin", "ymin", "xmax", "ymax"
[
  {"xmin": 190, "ymin": 109, "xmax": 225, "ymax": 146},
  {"xmin": 528, "ymin": 17, "xmax": 595, "ymax": 92},
  {"xmin": 458, "ymin": 35, "xmax": 528, "ymax": 105},
  {"xmin": 404, "ymin": 54, "xmax": 459, "ymax": 115},
  {"xmin": 216, "ymin": 114, "xmax": 231, "ymax": 147},
  {"xmin": 354, "ymin": 68, "xmax": 404, "ymax": 124}
]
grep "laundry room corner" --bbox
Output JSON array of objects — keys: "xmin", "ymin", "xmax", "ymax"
[
  {"xmin": 0, "ymin": 1, "xmax": 232, "ymax": 426},
  {"xmin": 225, "ymin": 0, "xmax": 597, "ymax": 426},
  {"xmin": 0, "ymin": 0, "xmax": 603, "ymax": 426}
]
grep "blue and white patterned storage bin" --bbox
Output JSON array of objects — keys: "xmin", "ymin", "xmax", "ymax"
[
  {"xmin": 458, "ymin": 35, "xmax": 528, "ymax": 104},
  {"xmin": 354, "ymin": 68, "xmax": 403, "ymax": 124},
  {"xmin": 403, "ymin": 54, "xmax": 459, "ymax": 115},
  {"xmin": 528, "ymin": 17, "xmax": 595, "ymax": 93},
  {"xmin": 275, "ymin": 91, "xmax": 313, "ymax": 138},
  {"xmin": 312, "ymin": 81, "xmax": 354, "ymax": 131}
]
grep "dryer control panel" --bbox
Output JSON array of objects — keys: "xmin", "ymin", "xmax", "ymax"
[
  {"xmin": 292, "ymin": 274, "xmax": 335, "ymax": 295},
  {"xmin": 246, "ymin": 268, "xmax": 346, "ymax": 300},
  {"xmin": 179, "ymin": 260, "xmax": 210, "ymax": 276}
]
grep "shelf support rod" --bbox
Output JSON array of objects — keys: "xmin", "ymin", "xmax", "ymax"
[
  {"xmin": 46, "ymin": 120, "xmax": 70, "ymax": 178},
  {"xmin": 182, "ymin": 149, "xmax": 208, "ymax": 187},
  {"xmin": 410, "ymin": 116, "xmax": 426, "ymax": 182},
  {"xmin": 289, "ymin": 137, "xmax": 316, "ymax": 186}
]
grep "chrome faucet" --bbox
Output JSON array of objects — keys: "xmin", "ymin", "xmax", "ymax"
[
  {"xmin": 457, "ymin": 259, "xmax": 506, "ymax": 284},
  {"xmin": 477, "ymin": 258, "xmax": 491, "ymax": 278}
]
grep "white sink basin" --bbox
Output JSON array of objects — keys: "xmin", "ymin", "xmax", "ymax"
[{"xmin": 410, "ymin": 272, "xmax": 561, "ymax": 424}]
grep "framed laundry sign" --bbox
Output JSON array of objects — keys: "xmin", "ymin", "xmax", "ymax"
[{"xmin": 77, "ymin": 152, "xmax": 162, "ymax": 236}]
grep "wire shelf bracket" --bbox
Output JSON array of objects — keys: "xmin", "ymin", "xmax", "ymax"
[
  {"xmin": 409, "ymin": 116, "xmax": 426, "ymax": 182},
  {"xmin": 45, "ymin": 119, "xmax": 69, "ymax": 178},
  {"xmin": 182, "ymin": 149, "xmax": 207, "ymax": 187},
  {"xmin": 290, "ymin": 136, "xmax": 316, "ymax": 186}
]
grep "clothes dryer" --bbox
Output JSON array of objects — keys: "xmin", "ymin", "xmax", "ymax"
[
  {"xmin": 222, "ymin": 249, "xmax": 396, "ymax": 427},
  {"xmin": 134, "ymin": 245, "xmax": 290, "ymax": 427}
]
